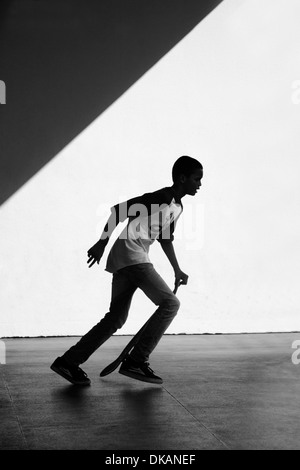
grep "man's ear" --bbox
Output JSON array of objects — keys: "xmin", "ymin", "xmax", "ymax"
[{"xmin": 179, "ymin": 174, "xmax": 187, "ymax": 184}]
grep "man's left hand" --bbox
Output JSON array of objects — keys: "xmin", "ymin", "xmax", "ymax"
[{"xmin": 174, "ymin": 270, "xmax": 189, "ymax": 289}]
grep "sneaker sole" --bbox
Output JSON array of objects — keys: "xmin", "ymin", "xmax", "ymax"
[
  {"xmin": 119, "ymin": 369, "xmax": 163, "ymax": 385},
  {"xmin": 50, "ymin": 364, "xmax": 91, "ymax": 386}
]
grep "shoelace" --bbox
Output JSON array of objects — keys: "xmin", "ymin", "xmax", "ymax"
[{"xmin": 143, "ymin": 362, "xmax": 154, "ymax": 374}]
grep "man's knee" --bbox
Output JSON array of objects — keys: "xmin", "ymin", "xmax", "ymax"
[
  {"xmin": 114, "ymin": 318, "xmax": 126, "ymax": 330},
  {"xmin": 172, "ymin": 295, "xmax": 180, "ymax": 311},
  {"xmin": 103, "ymin": 311, "xmax": 127, "ymax": 331},
  {"xmin": 163, "ymin": 294, "xmax": 180, "ymax": 314}
]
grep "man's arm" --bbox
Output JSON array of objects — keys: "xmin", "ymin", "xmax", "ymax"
[
  {"xmin": 160, "ymin": 241, "xmax": 189, "ymax": 287},
  {"xmin": 87, "ymin": 207, "xmax": 121, "ymax": 268},
  {"xmin": 86, "ymin": 193, "xmax": 150, "ymax": 268}
]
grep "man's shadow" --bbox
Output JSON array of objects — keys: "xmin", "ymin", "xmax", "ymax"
[{"xmin": 121, "ymin": 386, "xmax": 163, "ymax": 414}]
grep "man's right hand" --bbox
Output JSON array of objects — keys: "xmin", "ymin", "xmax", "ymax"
[{"xmin": 87, "ymin": 239, "xmax": 107, "ymax": 268}]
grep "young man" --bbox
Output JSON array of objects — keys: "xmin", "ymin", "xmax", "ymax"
[{"xmin": 51, "ymin": 156, "xmax": 203, "ymax": 385}]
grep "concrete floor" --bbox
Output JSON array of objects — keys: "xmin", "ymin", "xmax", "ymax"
[{"xmin": 0, "ymin": 333, "xmax": 300, "ymax": 450}]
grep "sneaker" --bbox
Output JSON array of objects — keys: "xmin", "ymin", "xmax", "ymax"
[
  {"xmin": 119, "ymin": 357, "xmax": 163, "ymax": 385},
  {"xmin": 50, "ymin": 357, "xmax": 91, "ymax": 386}
]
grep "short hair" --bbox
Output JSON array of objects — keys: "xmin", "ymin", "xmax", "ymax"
[{"xmin": 172, "ymin": 156, "xmax": 203, "ymax": 183}]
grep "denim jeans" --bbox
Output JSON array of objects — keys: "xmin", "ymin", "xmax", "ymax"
[{"xmin": 63, "ymin": 263, "xmax": 180, "ymax": 366}]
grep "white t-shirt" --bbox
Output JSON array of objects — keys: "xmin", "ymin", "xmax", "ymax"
[{"xmin": 105, "ymin": 187, "xmax": 183, "ymax": 273}]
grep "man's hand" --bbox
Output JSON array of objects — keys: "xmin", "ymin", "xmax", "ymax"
[
  {"xmin": 87, "ymin": 240, "xmax": 107, "ymax": 268},
  {"xmin": 174, "ymin": 269, "xmax": 189, "ymax": 290}
]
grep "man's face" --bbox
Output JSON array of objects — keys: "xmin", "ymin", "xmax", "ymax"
[{"xmin": 184, "ymin": 168, "xmax": 203, "ymax": 196}]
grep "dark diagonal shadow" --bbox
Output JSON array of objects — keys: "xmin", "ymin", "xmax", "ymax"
[{"xmin": 0, "ymin": 0, "xmax": 223, "ymax": 205}]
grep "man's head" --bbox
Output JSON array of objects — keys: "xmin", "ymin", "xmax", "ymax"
[{"xmin": 172, "ymin": 156, "xmax": 203, "ymax": 196}]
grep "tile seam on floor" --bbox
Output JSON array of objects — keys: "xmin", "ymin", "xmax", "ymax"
[
  {"xmin": 2, "ymin": 373, "xmax": 29, "ymax": 450},
  {"xmin": 162, "ymin": 385, "xmax": 230, "ymax": 450}
]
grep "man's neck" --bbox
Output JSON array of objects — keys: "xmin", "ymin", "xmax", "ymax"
[{"xmin": 171, "ymin": 184, "xmax": 185, "ymax": 203}]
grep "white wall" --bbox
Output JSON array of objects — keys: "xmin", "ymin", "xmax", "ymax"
[{"xmin": 1, "ymin": 0, "xmax": 300, "ymax": 336}]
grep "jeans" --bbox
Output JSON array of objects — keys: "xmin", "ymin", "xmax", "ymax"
[{"xmin": 63, "ymin": 263, "xmax": 180, "ymax": 366}]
